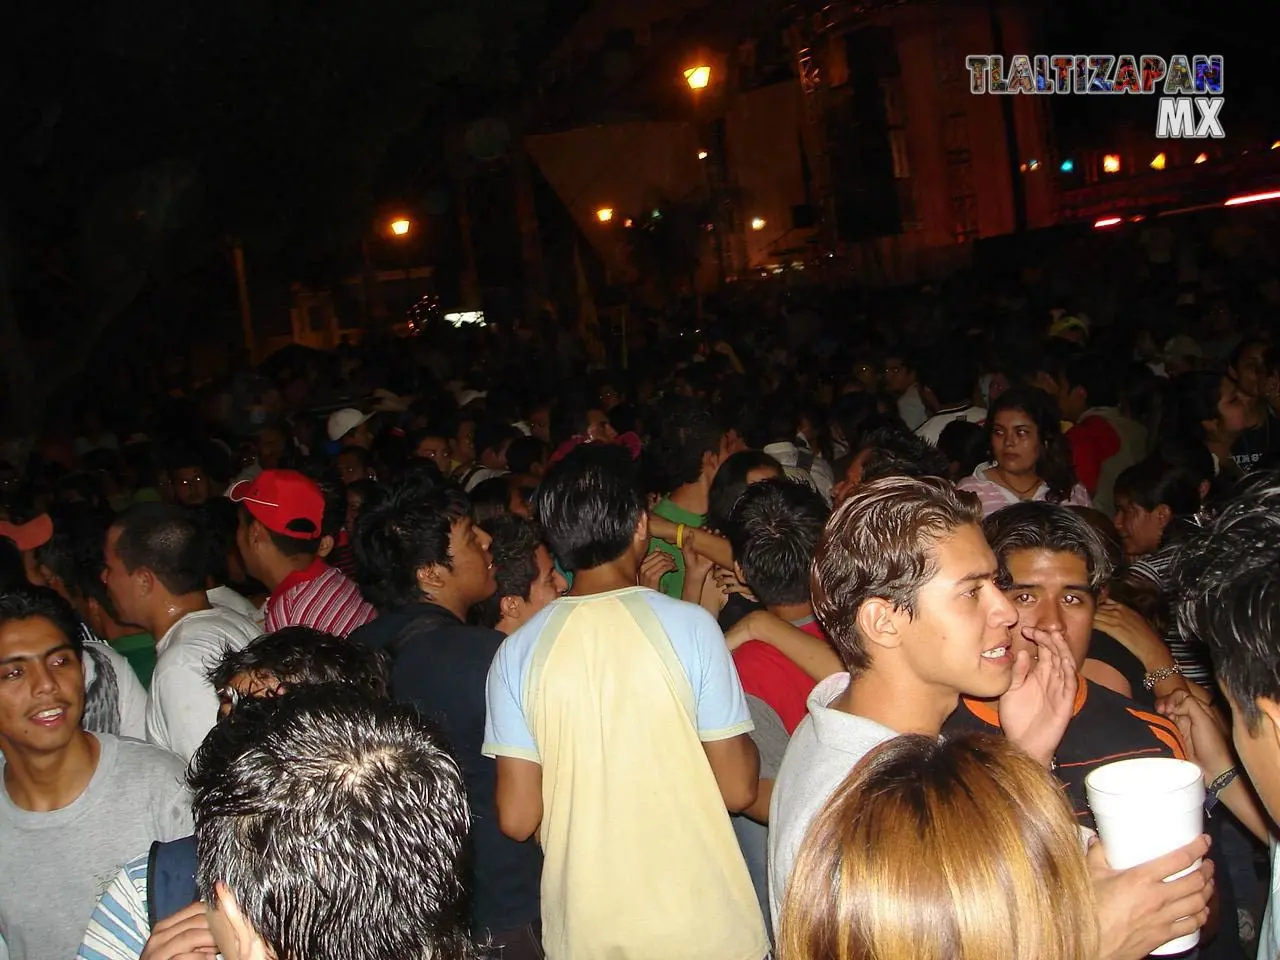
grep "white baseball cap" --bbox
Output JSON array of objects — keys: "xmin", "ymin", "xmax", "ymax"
[{"xmin": 327, "ymin": 408, "xmax": 374, "ymax": 442}]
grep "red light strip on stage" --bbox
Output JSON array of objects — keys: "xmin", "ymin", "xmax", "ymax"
[{"xmin": 1224, "ymin": 190, "xmax": 1280, "ymax": 207}]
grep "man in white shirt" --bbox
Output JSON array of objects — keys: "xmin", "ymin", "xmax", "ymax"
[
  {"xmin": 883, "ymin": 350, "xmax": 929, "ymax": 432},
  {"xmin": 103, "ymin": 504, "xmax": 259, "ymax": 762}
]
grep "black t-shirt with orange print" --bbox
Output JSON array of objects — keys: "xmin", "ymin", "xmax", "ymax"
[{"xmin": 943, "ymin": 678, "xmax": 1186, "ymax": 830}]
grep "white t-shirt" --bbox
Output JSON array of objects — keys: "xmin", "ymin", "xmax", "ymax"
[
  {"xmin": 767, "ymin": 673, "xmax": 896, "ymax": 931},
  {"xmin": 209, "ymin": 584, "xmax": 264, "ymax": 630},
  {"xmin": 147, "ymin": 604, "xmax": 260, "ymax": 762},
  {"xmin": 81, "ymin": 634, "xmax": 147, "ymax": 741},
  {"xmin": 896, "ymin": 384, "xmax": 928, "ymax": 432},
  {"xmin": 1260, "ymin": 839, "xmax": 1280, "ymax": 960}
]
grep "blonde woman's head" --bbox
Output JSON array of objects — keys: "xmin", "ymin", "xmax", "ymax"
[{"xmin": 779, "ymin": 732, "xmax": 1096, "ymax": 960}]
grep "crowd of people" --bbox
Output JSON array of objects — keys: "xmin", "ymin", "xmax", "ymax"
[{"xmin": 4, "ymin": 237, "xmax": 1280, "ymax": 960}]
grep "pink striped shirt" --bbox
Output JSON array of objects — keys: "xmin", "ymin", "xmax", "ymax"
[
  {"xmin": 264, "ymin": 558, "xmax": 376, "ymax": 638},
  {"xmin": 956, "ymin": 462, "xmax": 1091, "ymax": 518}
]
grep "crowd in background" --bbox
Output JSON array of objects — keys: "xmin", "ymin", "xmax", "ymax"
[{"xmin": 3, "ymin": 213, "xmax": 1280, "ymax": 960}]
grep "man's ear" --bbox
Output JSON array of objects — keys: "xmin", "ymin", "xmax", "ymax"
[
  {"xmin": 214, "ymin": 881, "xmax": 272, "ymax": 960},
  {"xmin": 500, "ymin": 595, "xmax": 522, "ymax": 622},
  {"xmin": 416, "ymin": 564, "xmax": 446, "ymax": 595},
  {"xmin": 634, "ymin": 511, "xmax": 650, "ymax": 547},
  {"xmin": 854, "ymin": 597, "xmax": 902, "ymax": 652},
  {"xmin": 1254, "ymin": 697, "xmax": 1280, "ymax": 756}
]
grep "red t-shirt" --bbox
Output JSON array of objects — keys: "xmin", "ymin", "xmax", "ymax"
[
  {"xmin": 1066, "ymin": 415, "xmax": 1121, "ymax": 496},
  {"xmin": 731, "ymin": 619, "xmax": 823, "ymax": 734}
]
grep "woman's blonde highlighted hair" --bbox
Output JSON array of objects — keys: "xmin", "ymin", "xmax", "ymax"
[{"xmin": 779, "ymin": 732, "xmax": 1097, "ymax": 960}]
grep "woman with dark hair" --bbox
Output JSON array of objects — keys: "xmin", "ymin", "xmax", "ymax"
[
  {"xmin": 957, "ymin": 385, "xmax": 1089, "ymax": 517},
  {"xmin": 1162, "ymin": 371, "xmax": 1247, "ymax": 491}
]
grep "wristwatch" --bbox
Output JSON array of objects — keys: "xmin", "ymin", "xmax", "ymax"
[
  {"xmin": 1204, "ymin": 767, "xmax": 1240, "ymax": 815},
  {"xmin": 1143, "ymin": 662, "xmax": 1182, "ymax": 691}
]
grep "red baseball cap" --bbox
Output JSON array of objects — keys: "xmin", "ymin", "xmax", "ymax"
[
  {"xmin": 228, "ymin": 470, "xmax": 324, "ymax": 540},
  {"xmin": 0, "ymin": 513, "xmax": 53, "ymax": 552}
]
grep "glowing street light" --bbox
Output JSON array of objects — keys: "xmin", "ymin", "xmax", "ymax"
[
  {"xmin": 697, "ymin": 150, "xmax": 709, "ymax": 160},
  {"xmin": 684, "ymin": 66, "xmax": 711, "ymax": 90},
  {"xmin": 1094, "ymin": 216, "xmax": 1122, "ymax": 228},
  {"xmin": 389, "ymin": 218, "xmax": 412, "ymax": 236},
  {"xmin": 596, "ymin": 207, "xmax": 614, "ymax": 223},
  {"xmin": 1194, "ymin": 152, "xmax": 1208, "ymax": 164},
  {"xmin": 1272, "ymin": 141, "xmax": 1280, "ymax": 150},
  {"xmin": 1102, "ymin": 154, "xmax": 1121, "ymax": 174},
  {"xmin": 1150, "ymin": 152, "xmax": 1167, "ymax": 170},
  {"xmin": 750, "ymin": 217, "xmax": 767, "ymax": 231}
]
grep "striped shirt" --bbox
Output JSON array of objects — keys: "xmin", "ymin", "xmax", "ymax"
[
  {"xmin": 264, "ymin": 558, "xmax": 375, "ymax": 638},
  {"xmin": 957, "ymin": 462, "xmax": 1091, "ymax": 518},
  {"xmin": 1128, "ymin": 546, "xmax": 1214, "ymax": 687},
  {"xmin": 77, "ymin": 855, "xmax": 148, "ymax": 960}
]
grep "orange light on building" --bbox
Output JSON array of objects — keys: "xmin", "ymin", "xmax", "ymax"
[
  {"xmin": 1224, "ymin": 191, "xmax": 1280, "ymax": 207},
  {"xmin": 1272, "ymin": 141, "xmax": 1280, "ymax": 150},
  {"xmin": 697, "ymin": 150, "xmax": 709, "ymax": 160},
  {"xmin": 1150, "ymin": 152, "xmax": 1166, "ymax": 170},
  {"xmin": 1194, "ymin": 153, "xmax": 1209, "ymax": 164},
  {"xmin": 684, "ymin": 65, "xmax": 712, "ymax": 90},
  {"xmin": 1102, "ymin": 154, "xmax": 1121, "ymax": 174},
  {"xmin": 389, "ymin": 218, "xmax": 412, "ymax": 236},
  {"xmin": 596, "ymin": 207, "xmax": 614, "ymax": 223},
  {"xmin": 750, "ymin": 217, "xmax": 767, "ymax": 231},
  {"xmin": 1094, "ymin": 216, "xmax": 1123, "ymax": 228}
]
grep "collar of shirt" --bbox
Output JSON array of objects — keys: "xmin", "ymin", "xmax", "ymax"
[{"xmin": 271, "ymin": 556, "xmax": 329, "ymax": 602}]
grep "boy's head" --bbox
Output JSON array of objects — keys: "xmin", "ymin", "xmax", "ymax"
[
  {"xmin": 534, "ymin": 443, "xmax": 646, "ymax": 574},
  {"xmin": 728, "ymin": 479, "xmax": 829, "ymax": 609},
  {"xmin": 1174, "ymin": 476, "xmax": 1280, "ymax": 822},
  {"xmin": 191, "ymin": 689, "xmax": 476, "ymax": 960},
  {"xmin": 812, "ymin": 477, "xmax": 1016, "ymax": 698},
  {"xmin": 982, "ymin": 502, "xmax": 1114, "ymax": 670},
  {"xmin": 229, "ymin": 470, "xmax": 325, "ymax": 580}
]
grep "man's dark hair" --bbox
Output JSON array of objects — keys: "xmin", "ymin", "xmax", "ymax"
[
  {"xmin": 199, "ymin": 498, "xmax": 239, "ymax": 587},
  {"xmin": 813, "ymin": 477, "xmax": 982, "ymax": 675},
  {"xmin": 334, "ymin": 446, "xmax": 372, "ymax": 471},
  {"xmin": 474, "ymin": 421, "xmax": 519, "ymax": 461},
  {"xmin": 0, "ymin": 585, "xmax": 86, "ymax": 658},
  {"xmin": 728, "ymin": 479, "xmax": 829, "ymax": 607},
  {"xmin": 856, "ymin": 427, "xmax": 950, "ymax": 484},
  {"xmin": 506, "ymin": 436, "xmax": 548, "ymax": 477},
  {"xmin": 707, "ymin": 450, "xmax": 784, "ymax": 532},
  {"xmin": 352, "ymin": 480, "xmax": 471, "ymax": 608},
  {"xmin": 238, "ymin": 505, "xmax": 321, "ymax": 561},
  {"xmin": 474, "ymin": 516, "xmax": 543, "ymax": 629},
  {"xmin": 468, "ymin": 476, "xmax": 513, "ymax": 525},
  {"xmin": 651, "ymin": 400, "xmax": 724, "ymax": 488},
  {"xmin": 535, "ymin": 443, "xmax": 643, "ymax": 572},
  {"xmin": 190, "ymin": 689, "xmax": 478, "ymax": 960},
  {"xmin": 1056, "ymin": 350, "xmax": 1121, "ymax": 409},
  {"xmin": 1173, "ymin": 474, "xmax": 1280, "ymax": 729},
  {"xmin": 33, "ymin": 504, "xmax": 111, "ymax": 602},
  {"xmin": 166, "ymin": 447, "xmax": 206, "ymax": 474},
  {"xmin": 0, "ymin": 538, "xmax": 25, "ymax": 591},
  {"xmin": 208, "ymin": 627, "xmax": 389, "ymax": 700},
  {"xmin": 113, "ymin": 503, "xmax": 210, "ymax": 596},
  {"xmin": 982, "ymin": 501, "xmax": 1115, "ymax": 595},
  {"xmin": 919, "ymin": 347, "xmax": 976, "ymax": 408}
]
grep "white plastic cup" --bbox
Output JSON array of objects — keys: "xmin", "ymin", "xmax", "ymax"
[{"xmin": 1085, "ymin": 757, "xmax": 1205, "ymax": 956}]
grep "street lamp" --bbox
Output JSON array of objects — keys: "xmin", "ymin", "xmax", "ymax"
[
  {"xmin": 389, "ymin": 218, "xmax": 412, "ymax": 236},
  {"xmin": 684, "ymin": 66, "xmax": 711, "ymax": 90},
  {"xmin": 596, "ymin": 207, "xmax": 614, "ymax": 223},
  {"xmin": 1102, "ymin": 154, "xmax": 1121, "ymax": 174},
  {"xmin": 751, "ymin": 217, "xmax": 766, "ymax": 231},
  {"xmin": 697, "ymin": 150, "xmax": 708, "ymax": 160}
]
